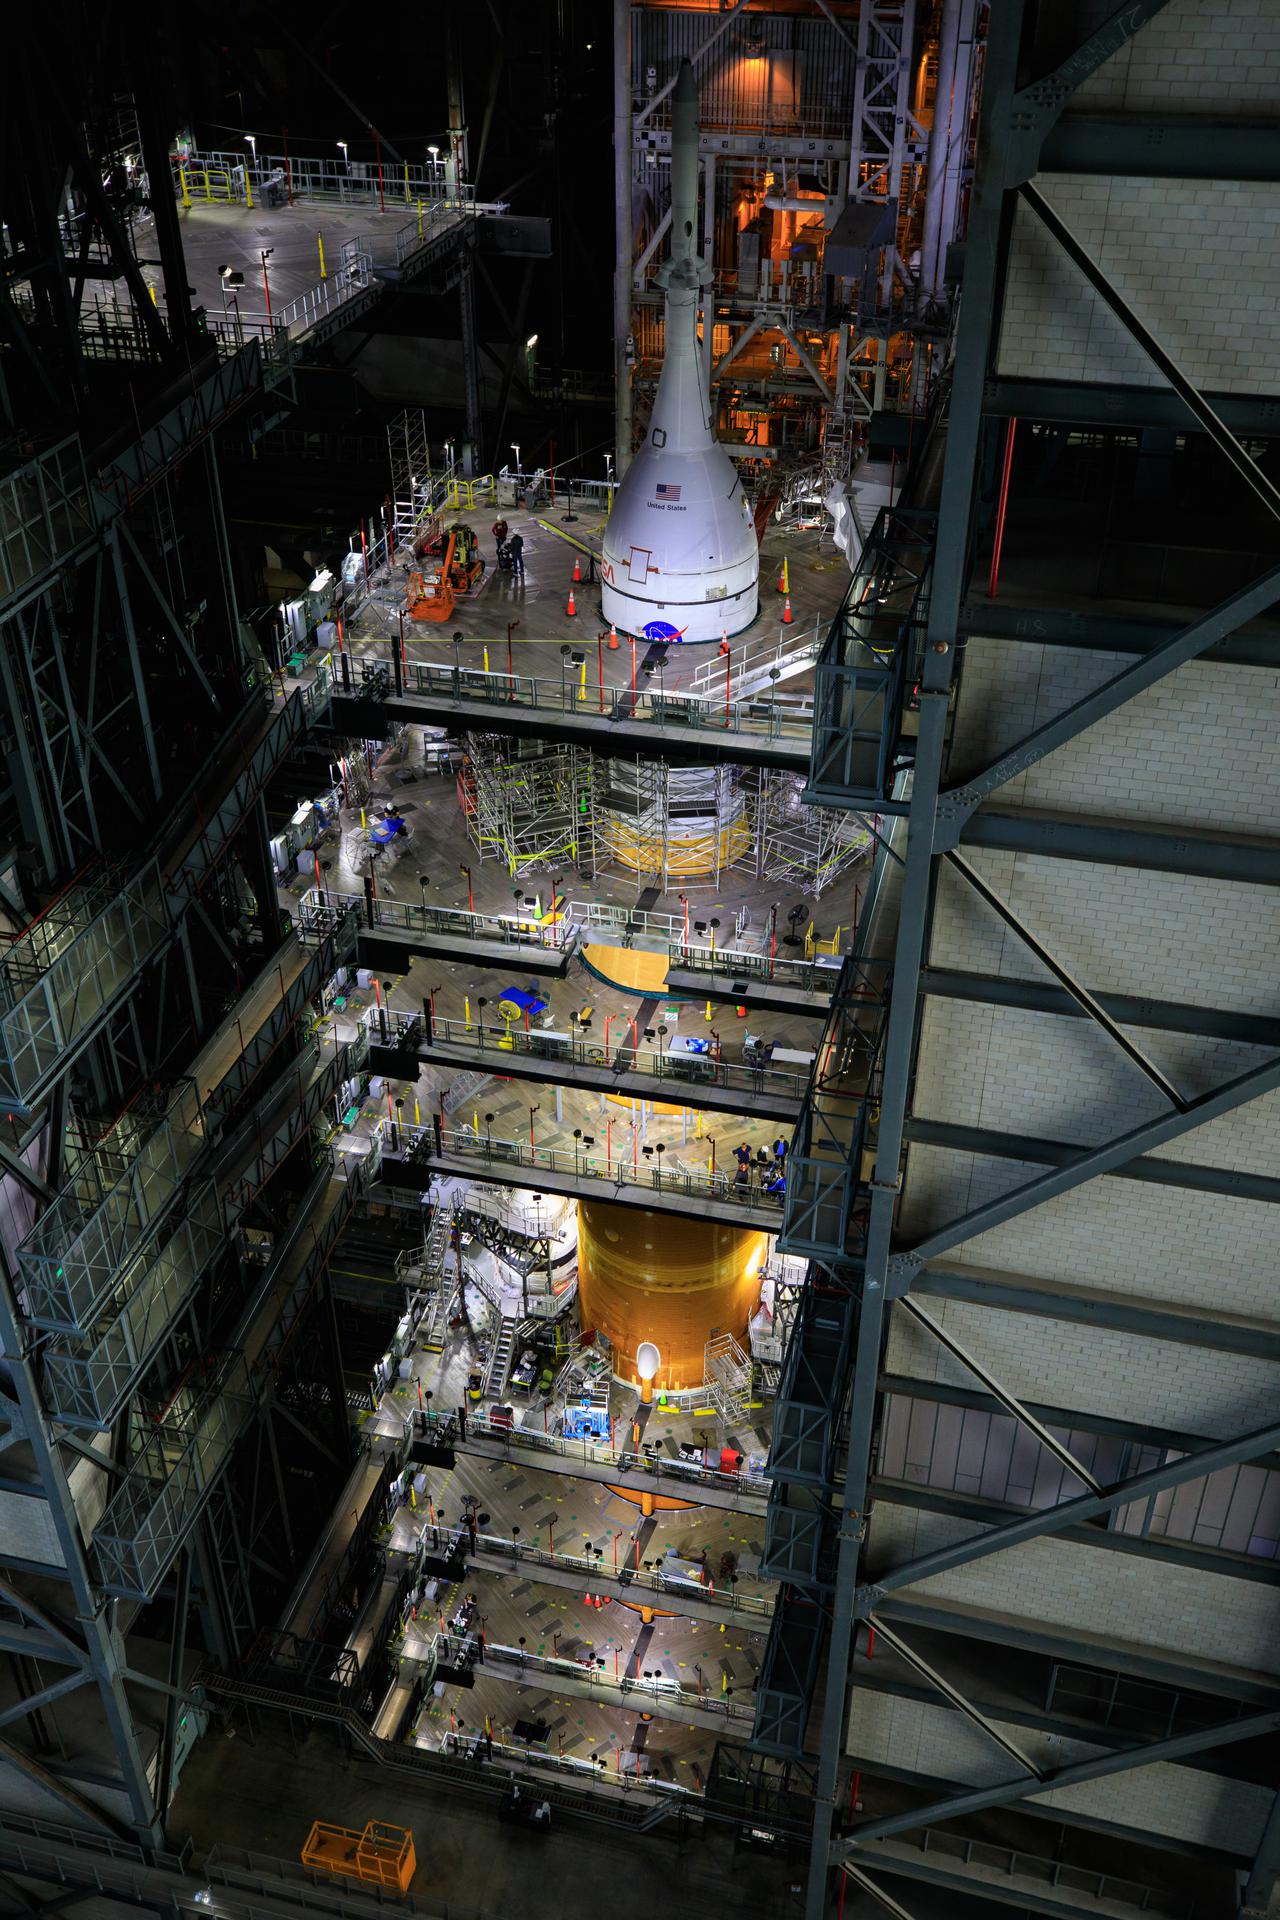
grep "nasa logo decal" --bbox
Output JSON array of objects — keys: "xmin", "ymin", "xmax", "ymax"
[{"xmin": 643, "ymin": 621, "xmax": 684, "ymax": 642}]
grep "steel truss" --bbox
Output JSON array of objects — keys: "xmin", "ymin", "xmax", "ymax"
[{"xmin": 780, "ymin": 3, "xmax": 1280, "ymax": 1914}]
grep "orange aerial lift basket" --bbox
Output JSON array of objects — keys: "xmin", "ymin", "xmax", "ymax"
[
  {"xmin": 406, "ymin": 564, "xmax": 455, "ymax": 625},
  {"xmin": 302, "ymin": 1820, "xmax": 417, "ymax": 1893}
]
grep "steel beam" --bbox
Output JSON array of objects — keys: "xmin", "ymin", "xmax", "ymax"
[
  {"xmin": 1244, "ymin": 1792, "xmax": 1280, "ymax": 1912},
  {"xmin": 961, "ymin": 593, "xmax": 1280, "ymax": 670},
  {"xmin": 910, "ymin": 1261, "xmax": 1280, "ymax": 1359},
  {"xmin": 839, "ymin": 1866, "xmax": 920, "ymax": 1920},
  {"xmin": 937, "ymin": 854, "xmax": 1188, "ymax": 1108},
  {"xmin": 881, "ymin": 1593, "xmax": 1280, "ymax": 1704},
  {"xmin": 1042, "ymin": 113, "xmax": 1280, "ymax": 180},
  {"xmin": 865, "ymin": 1617, "xmax": 1044, "ymax": 1776},
  {"xmin": 802, "ymin": 12, "xmax": 1027, "ymax": 1915},
  {"xmin": 861, "ymin": 1419, "xmax": 1280, "ymax": 1603},
  {"xmin": 896, "ymin": 1298, "xmax": 1104, "ymax": 1493},
  {"xmin": 1003, "ymin": 0, "xmax": 1175, "ymax": 184},
  {"xmin": 904, "ymin": 1116, "xmax": 1280, "ymax": 1208},
  {"xmin": 1020, "ymin": 182, "xmax": 1280, "ymax": 525},
  {"xmin": 834, "ymin": 1706, "xmax": 1280, "ymax": 1857},
  {"xmin": 920, "ymin": 966, "xmax": 1280, "ymax": 1049},
  {"xmin": 962, "ymin": 806, "xmax": 1280, "ymax": 883},
  {"xmin": 0, "ymin": 1669, "xmax": 88, "ymax": 1733},
  {"xmin": 893, "ymin": 1049, "xmax": 1280, "ymax": 1284},
  {"xmin": 937, "ymin": 561, "xmax": 1280, "ymax": 846}
]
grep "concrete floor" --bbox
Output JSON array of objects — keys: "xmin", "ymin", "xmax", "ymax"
[{"xmin": 169, "ymin": 1719, "xmax": 817, "ymax": 1920}]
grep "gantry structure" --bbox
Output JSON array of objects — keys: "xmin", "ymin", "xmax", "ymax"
[
  {"xmin": 753, "ymin": 3, "xmax": 1280, "ymax": 1915},
  {"xmin": 0, "ymin": 10, "xmax": 363, "ymax": 1852}
]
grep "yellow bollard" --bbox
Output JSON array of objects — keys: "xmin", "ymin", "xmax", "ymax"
[
  {"xmin": 414, "ymin": 1095, "xmax": 421, "ymax": 1125},
  {"xmin": 360, "ymin": 807, "xmax": 366, "ymax": 828},
  {"xmin": 148, "ymin": 284, "xmax": 157, "ymax": 305},
  {"xmin": 473, "ymin": 1110, "xmax": 479, "ymax": 1139},
  {"xmin": 403, "ymin": 161, "xmax": 411, "ymax": 204},
  {"xmin": 179, "ymin": 166, "xmax": 191, "ymax": 209},
  {"xmin": 417, "ymin": 199, "xmax": 424, "ymax": 239},
  {"xmin": 244, "ymin": 169, "xmax": 253, "ymax": 211},
  {"xmin": 579, "ymin": 657, "xmax": 587, "ymax": 701},
  {"xmin": 317, "ymin": 232, "xmax": 327, "ymax": 280},
  {"xmin": 483, "ymin": 646, "xmax": 489, "ymax": 673},
  {"xmin": 464, "ymin": 995, "xmax": 471, "ymax": 1028},
  {"xmin": 705, "ymin": 1000, "xmax": 712, "ymax": 1021}
]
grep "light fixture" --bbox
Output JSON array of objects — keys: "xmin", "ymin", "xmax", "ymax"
[
  {"xmin": 745, "ymin": 24, "xmax": 766, "ymax": 56},
  {"xmin": 338, "ymin": 140, "xmax": 349, "ymax": 162},
  {"xmin": 526, "ymin": 333, "xmax": 538, "ymax": 349},
  {"xmin": 245, "ymin": 134, "xmax": 256, "ymax": 156},
  {"xmin": 636, "ymin": 1341, "xmax": 661, "ymax": 1403},
  {"xmin": 428, "ymin": 144, "xmax": 440, "ymax": 160}
]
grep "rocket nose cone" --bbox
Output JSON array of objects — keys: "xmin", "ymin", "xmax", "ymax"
[{"xmin": 673, "ymin": 58, "xmax": 696, "ymax": 110}]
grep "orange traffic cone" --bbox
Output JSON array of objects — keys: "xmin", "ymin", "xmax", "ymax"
[
  {"xmin": 572, "ymin": 554, "xmax": 582, "ymax": 583},
  {"xmin": 608, "ymin": 623, "xmax": 620, "ymax": 650},
  {"xmin": 782, "ymin": 594, "xmax": 794, "ymax": 624},
  {"xmin": 567, "ymin": 585, "xmax": 577, "ymax": 616},
  {"xmin": 777, "ymin": 555, "xmax": 789, "ymax": 594}
]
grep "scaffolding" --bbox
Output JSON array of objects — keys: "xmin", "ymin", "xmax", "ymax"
[
  {"xmin": 386, "ymin": 409, "xmax": 434, "ymax": 556},
  {"xmin": 597, "ymin": 760, "xmax": 751, "ymax": 889},
  {"xmin": 752, "ymin": 772, "xmax": 872, "ymax": 898},
  {"xmin": 704, "ymin": 1331, "xmax": 753, "ymax": 1429},
  {"xmin": 459, "ymin": 734, "xmax": 596, "ymax": 878}
]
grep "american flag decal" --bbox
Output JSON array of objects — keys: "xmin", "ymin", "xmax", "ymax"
[{"xmin": 655, "ymin": 482, "xmax": 682, "ymax": 500}]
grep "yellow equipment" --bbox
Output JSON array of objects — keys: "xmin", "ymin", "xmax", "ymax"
[{"xmin": 302, "ymin": 1821, "xmax": 416, "ymax": 1893}]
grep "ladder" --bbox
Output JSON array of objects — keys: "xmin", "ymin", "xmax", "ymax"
[{"xmin": 483, "ymin": 1315, "xmax": 519, "ymax": 1399}]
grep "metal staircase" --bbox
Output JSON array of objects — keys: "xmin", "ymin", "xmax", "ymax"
[{"xmin": 483, "ymin": 1316, "xmax": 518, "ymax": 1400}]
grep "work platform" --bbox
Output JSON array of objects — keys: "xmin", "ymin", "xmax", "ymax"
[{"xmin": 382, "ymin": 1144, "xmax": 786, "ymax": 1230}]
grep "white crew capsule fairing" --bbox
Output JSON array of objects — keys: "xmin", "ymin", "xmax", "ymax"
[{"xmin": 601, "ymin": 60, "xmax": 759, "ymax": 642}]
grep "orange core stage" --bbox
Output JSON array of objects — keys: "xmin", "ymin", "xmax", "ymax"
[{"xmin": 576, "ymin": 1197, "xmax": 766, "ymax": 1389}]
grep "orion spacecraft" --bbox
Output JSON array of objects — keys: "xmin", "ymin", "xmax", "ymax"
[{"xmin": 601, "ymin": 60, "xmax": 760, "ymax": 642}]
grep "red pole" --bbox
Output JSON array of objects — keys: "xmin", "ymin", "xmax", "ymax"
[
  {"xmin": 373, "ymin": 130, "xmax": 386, "ymax": 212},
  {"xmin": 987, "ymin": 417, "xmax": 1017, "ymax": 598},
  {"xmin": 849, "ymin": 1770, "xmax": 862, "ymax": 1813},
  {"xmin": 606, "ymin": 1117, "xmax": 613, "ymax": 1161},
  {"xmin": 398, "ymin": 610, "xmax": 407, "ymax": 675},
  {"xmin": 598, "ymin": 632, "xmax": 605, "ymax": 712},
  {"xmin": 865, "ymin": 1625, "xmax": 877, "ymax": 1661},
  {"xmin": 548, "ymin": 1518, "xmax": 554, "ymax": 1555},
  {"xmin": 836, "ymin": 1869, "xmax": 847, "ymax": 1920},
  {"xmin": 261, "ymin": 254, "xmax": 273, "ymax": 324},
  {"xmin": 630, "ymin": 635, "xmax": 636, "ymax": 703},
  {"xmin": 281, "ymin": 128, "xmax": 293, "ymax": 205},
  {"xmin": 336, "ymin": 613, "xmax": 345, "ymax": 654},
  {"xmin": 710, "ymin": 1138, "xmax": 716, "ymax": 1182},
  {"xmin": 359, "ymin": 525, "xmax": 369, "ymax": 589}
]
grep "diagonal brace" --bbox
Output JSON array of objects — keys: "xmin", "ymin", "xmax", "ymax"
[
  {"xmin": 0, "ymin": 1667, "xmax": 89, "ymax": 1733},
  {"xmin": 866, "ymin": 1615, "xmax": 1044, "ymax": 1777},
  {"xmin": 862, "ymin": 1418, "xmax": 1280, "ymax": 1602},
  {"xmin": 1003, "ymin": 0, "xmax": 1174, "ymax": 184},
  {"xmin": 896, "ymin": 1297, "xmax": 1103, "ymax": 1492},
  {"xmin": 940, "ymin": 850, "xmax": 1188, "ymax": 1109},
  {"xmin": 936, "ymin": 559, "xmax": 1280, "ymax": 845},
  {"xmin": 835, "ymin": 1705, "xmax": 1280, "ymax": 1857},
  {"xmin": 840, "ymin": 1865, "xmax": 920, "ymax": 1920},
  {"xmin": 1020, "ymin": 183, "xmax": 1280, "ymax": 527},
  {"xmin": 888, "ymin": 1048, "xmax": 1280, "ymax": 1288}
]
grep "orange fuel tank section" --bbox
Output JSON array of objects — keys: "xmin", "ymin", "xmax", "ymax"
[{"xmin": 576, "ymin": 1198, "xmax": 766, "ymax": 1389}]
